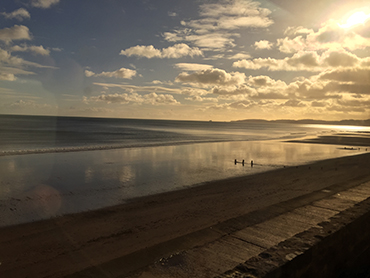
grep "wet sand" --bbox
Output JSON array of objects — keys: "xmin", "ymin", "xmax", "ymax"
[
  {"xmin": 288, "ymin": 133, "xmax": 370, "ymax": 147},
  {"xmin": 1, "ymin": 136, "xmax": 370, "ymax": 277}
]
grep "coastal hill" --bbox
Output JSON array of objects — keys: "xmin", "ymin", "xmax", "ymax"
[{"xmin": 234, "ymin": 119, "xmax": 370, "ymax": 126}]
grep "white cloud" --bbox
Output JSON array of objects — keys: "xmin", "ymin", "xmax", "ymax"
[
  {"xmin": 8, "ymin": 99, "xmax": 56, "ymax": 110},
  {"xmin": 1, "ymin": 8, "xmax": 30, "ymax": 21},
  {"xmin": 120, "ymin": 43, "xmax": 202, "ymax": 59},
  {"xmin": 188, "ymin": 0, "xmax": 273, "ymax": 31},
  {"xmin": 175, "ymin": 68, "xmax": 246, "ymax": 86},
  {"xmin": 0, "ymin": 66, "xmax": 35, "ymax": 76},
  {"xmin": 0, "ymin": 73, "xmax": 16, "ymax": 81},
  {"xmin": 86, "ymin": 92, "xmax": 179, "ymax": 106},
  {"xmin": 227, "ymin": 53, "xmax": 251, "ymax": 60},
  {"xmin": 247, "ymin": 75, "xmax": 286, "ymax": 87},
  {"xmin": 180, "ymin": 88, "xmax": 210, "ymax": 96},
  {"xmin": 0, "ymin": 25, "xmax": 31, "ymax": 43},
  {"xmin": 31, "ymin": 0, "xmax": 60, "ymax": 9},
  {"xmin": 93, "ymin": 82, "xmax": 182, "ymax": 95},
  {"xmin": 88, "ymin": 93, "xmax": 135, "ymax": 104},
  {"xmin": 233, "ymin": 49, "xmax": 365, "ymax": 72},
  {"xmin": 0, "ymin": 48, "xmax": 55, "ymax": 69},
  {"xmin": 212, "ymin": 84, "xmax": 257, "ymax": 96},
  {"xmin": 254, "ymin": 40, "xmax": 273, "ymax": 50},
  {"xmin": 85, "ymin": 68, "xmax": 137, "ymax": 79},
  {"xmin": 120, "ymin": 45, "xmax": 161, "ymax": 58},
  {"xmin": 185, "ymin": 95, "xmax": 218, "ymax": 102},
  {"xmin": 163, "ymin": 0, "xmax": 273, "ymax": 50},
  {"xmin": 174, "ymin": 63, "xmax": 213, "ymax": 71},
  {"xmin": 144, "ymin": 93, "xmax": 179, "ymax": 105},
  {"xmin": 84, "ymin": 70, "xmax": 95, "ymax": 77},
  {"xmin": 161, "ymin": 44, "xmax": 203, "ymax": 58},
  {"xmin": 0, "ymin": 47, "xmax": 55, "ymax": 82},
  {"xmin": 11, "ymin": 45, "xmax": 50, "ymax": 56}
]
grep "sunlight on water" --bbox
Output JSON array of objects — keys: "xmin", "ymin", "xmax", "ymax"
[{"xmin": 305, "ymin": 124, "xmax": 370, "ymax": 132}]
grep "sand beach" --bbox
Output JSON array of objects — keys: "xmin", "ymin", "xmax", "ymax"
[{"xmin": 1, "ymin": 134, "xmax": 370, "ymax": 277}]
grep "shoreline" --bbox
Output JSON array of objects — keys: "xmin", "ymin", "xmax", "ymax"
[
  {"xmin": 0, "ymin": 139, "xmax": 367, "ymax": 228},
  {"xmin": 1, "ymin": 151, "xmax": 370, "ymax": 277},
  {"xmin": 287, "ymin": 133, "xmax": 370, "ymax": 147}
]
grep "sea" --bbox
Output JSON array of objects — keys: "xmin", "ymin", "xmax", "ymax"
[{"xmin": 0, "ymin": 114, "xmax": 369, "ymax": 226}]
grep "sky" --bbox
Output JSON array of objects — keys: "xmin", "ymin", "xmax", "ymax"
[{"xmin": 1, "ymin": 0, "xmax": 370, "ymax": 121}]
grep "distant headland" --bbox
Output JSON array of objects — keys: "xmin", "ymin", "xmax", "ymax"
[{"xmin": 234, "ymin": 118, "xmax": 370, "ymax": 127}]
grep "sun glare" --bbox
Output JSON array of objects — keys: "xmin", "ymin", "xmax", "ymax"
[{"xmin": 338, "ymin": 11, "xmax": 370, "ymax": 28}]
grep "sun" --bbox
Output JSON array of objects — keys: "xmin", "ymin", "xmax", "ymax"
[{"xmin": 338, "ymin": 11, "xmax": 370, "ymax": 28}]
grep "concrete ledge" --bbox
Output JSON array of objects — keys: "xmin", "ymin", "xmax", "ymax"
[{"xmin": 217, "ymin": 197, "xmax": 370, "ymax": 278}]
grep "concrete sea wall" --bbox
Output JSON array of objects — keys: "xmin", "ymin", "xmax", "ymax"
[{"xmin": 218, "ymin": 197, "xmax": 370, "ymax": 278}]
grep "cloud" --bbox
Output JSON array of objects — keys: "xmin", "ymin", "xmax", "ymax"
[
  {"xmin": 180, "ymin": 88, "xmax": 210, "ymax": 96},
  {"xmin": 208, "ymin": 100, "xmax": 256, "ymax": 110},
  {"xmin": 0, "ymin": 25, "xmax": 31, "ymax": 43},
  {"xmin": 174, "ymin": 63, "xmax": 213, "ymax": 71},
  {"xmin": 188, "ymin": 0, "xmax": 273, "ymax": 31},
  {"xmin": 0, "ymin": 47, "xmax": 55, "ymax": 69},
  {"xmin": 277, "ymin": 20, "xmax": 370, "ymax": 53},
  {"xmin": 227, "ymin": 53, "xmax": 251, "ymax": 59},
  {"xmin": 93, "ymin": 82, "xmax": 182, "ymax": 95},
  {"xmin": 212, "ymin": 85, "xmax": 256, "ymax": 96},
  {"xmin": 281, "ymin": 99, "xmax": 306, "ymax": 107},
  {"xmin": 86, "ymin": 92, "xmax": 179, "ymax": 106},
  {"xmin": 163, "ymin": 0, "xmax": 273, "ymax": 50},
  {"xmin": 322, "ymin": 50, "xmax": 359, "ymax": 67},
  {"xmin": 319, "ymin": 67, "xmax": 370, "ymax": 85},
  {"xmin": 233, "ymin": 49, "xmax": 365, "ymax": 71},
  {"xmin": 31, "ymin": 0, "xmax": 60, "ymax": 9},
  {"xmin": 7, "ymin": 99, "xmax": 56, "ymax": 111},
  {"xmin": 311, "ymin": 101, "xmax": 328, "ymax": 107},
  {"xmin": 175, "ymin": 68, "xmax": 246, "ymax": 86},
  {"xmin": 87, "ymin": 93, "xmax": 136, "ymax": 104},
  {"xmin": 85, "ymin": 68, "xmax": 137, "ymax": 79},
  {"xmin": 1, "ymin": 8, "xmax": 30, "ymax": 21},
  {"xmin": 185, "ymin": 95, "xmax": 218, "ymax": 102},
  {"xmin": 120, "ymin": 45, "xmax": 161, "ymax": 58},
  {"xmin": 254, "ymin": 40, "xmax": 273, "ymax": 49},
  {"xmin": 247, "ymin": 75, "xmax": 286, "ymax": 87},
  {"xmin": 84, "ymin": 70, "xmax": 95, "ymax": 77},
  {"xmin": 0, "ymin": 65, "xmax": 35, "ymax": 76},
  {"xmin": 144, "ymin": 93, "xmax": 179, "ymax": 105},
  {"xmin": 120, "ymin": 43, "xmax": 202, "ymax": 59},
  {"xmin": 0, "ymin": 73, "xmax": 16, "ymax": 81},
  {"xmin": 165, "ymin": 32, "xmax": 238, "ymax": 50},
  {"xmin": 11, "ymin": 45, "xmax": 50, "ymax": 56},
  {"xmin": 0, "ymin": 47, "xmax": 55, "ymax": 83}
]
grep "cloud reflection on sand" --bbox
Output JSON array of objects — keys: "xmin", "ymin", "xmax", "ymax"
[{"xmin": 0, "ymin": 140, "xmax": 367, "ymax": 226}]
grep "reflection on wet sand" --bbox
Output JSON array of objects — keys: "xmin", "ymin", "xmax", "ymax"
[{"xmin": 0, "ymin": 140, "xmax": 367, "ymax": 226}]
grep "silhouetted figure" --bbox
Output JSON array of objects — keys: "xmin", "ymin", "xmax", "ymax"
[
  {"xmin": 234, "ymin": 159, "xmax": 237, "ymax": 165},
  {"xmin": 251, "ymin": 160, "xmax": 253, "ymax": 167},
  {"xmin": 242, "ymin": 160, "xmax": 245, "ymax": 166}
]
